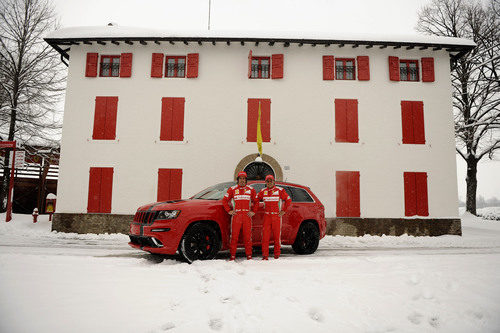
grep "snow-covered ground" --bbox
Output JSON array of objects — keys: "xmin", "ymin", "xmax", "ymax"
[{"xmin": 1, "ymin": 211, "xmax": 499, "ymax": 333}]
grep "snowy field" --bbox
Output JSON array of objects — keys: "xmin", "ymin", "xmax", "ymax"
[{"xmin": 1, "ymin": 210, "xmax": 500, "ymax": 333}]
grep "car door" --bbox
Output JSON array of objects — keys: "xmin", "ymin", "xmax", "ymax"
[{"xmin": 280, "ymin": 186, "xmax": 297, "ymax": 243}]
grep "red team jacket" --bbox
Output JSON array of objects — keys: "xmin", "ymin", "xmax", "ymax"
[
  {"xmin": 222, "ymin": 185, "xmax": 257, "ymax": 213},
  {"xmin": 255, "ymin": 186, "xmax": 292, "ymax": 214}
]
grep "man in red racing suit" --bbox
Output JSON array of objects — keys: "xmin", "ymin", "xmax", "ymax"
[
  {"xmin": 255, "ymin": 174, "xmax": 292, "ymax": 260},
  {"xmin": 222, "ymin": 171, "xmax": 257, "ymax": 260}
]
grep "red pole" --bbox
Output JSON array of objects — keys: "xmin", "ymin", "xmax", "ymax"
[{"xmin": 5, "ymin": 145, "xmax": 15, "ymax": 222}]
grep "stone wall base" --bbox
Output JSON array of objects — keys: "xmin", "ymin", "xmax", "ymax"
[
  {"xmin": 53, "ymin": 213, "xmax": 462, "ymax": 236},
  {"xmin": 326, "ymin": 217, "xmax": 462, "ymax": 236}
]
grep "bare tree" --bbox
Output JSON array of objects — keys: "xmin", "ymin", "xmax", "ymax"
[
  {"xmin": 417, "ymin": 0, "xmax": 500, "ymax": 215},
  {"xmin": 0, "ymin": 0, "xmax": 65, "ymax": 211}
]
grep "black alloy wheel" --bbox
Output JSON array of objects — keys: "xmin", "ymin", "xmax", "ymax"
[
  {"xmin": 292, "ymin": 221, "xmax": 320, "ymax": 255},
  {"xmin": 179, "ymin": 223, "xmax": 220, "ymax": 263}
]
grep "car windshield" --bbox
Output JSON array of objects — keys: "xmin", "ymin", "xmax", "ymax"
[{"xmin": 192, "ymin": 182, "xmax": 236, "ymax": 200}]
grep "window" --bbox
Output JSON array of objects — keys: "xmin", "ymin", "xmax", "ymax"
[
  {"xmin": 335, "ymin": 99, "xmax": 359, "ymax": 143},
  {"xmin": 92, "ymin": 96, "xmax": 118, "ymax": 140},
  {"xmin": 158, "ymin": 169, "xmax": 183, "ymax": 201},
  {"xmin": 404, "ymin": 172, "xmax": 428, "ymax": 216},
  {"xmin": 160, "ymin": 97, "xmax": 185, "ymax": 141},
  {"xmin": 401, "ymin": 101, "xmax": 425, "ymax": 144},
  {"xmin": 336, "ymin": 58, "xmax": 355, "ymax": 80},
  {"xmin": 247, "ymin": 98, "xmax": 271, "ymax": 142},
  {"xmin": 87, "ymin": 167, "xmax": 113, "ymax": 213},
  {"xmin": 290, "ymin": 187, "xmax": 314, "ymax": 202},
  {"xmin": 249, "ymin": 183, "xmax": 266, "ymax": 193},
  {"xmin": 100, "ymin": 55, "xmax": 121, "ymax": 77},
  {"xmin": 399, "ymin": 60, "xmax": 419, "ymax": 81},
  {"xmin": 336, "ymin": 171, "xmax": 360, "ymax": 217},
  {"xmin": 165, "ymin": 56, "xmax": 186, "ymax": 78},
  {"xmin": 251, "ymin": 57, "xmax": 270, "ymax": 79}
]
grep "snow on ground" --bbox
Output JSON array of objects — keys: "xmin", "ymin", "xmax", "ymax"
[{"xmin": 1, "ymin": 212, "xmax": 499, "ymax": 333}]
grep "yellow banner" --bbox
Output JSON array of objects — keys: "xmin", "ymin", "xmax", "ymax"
[{"xmin": 256, "ymin": 101, "xmax": 263, "ymax": 156}]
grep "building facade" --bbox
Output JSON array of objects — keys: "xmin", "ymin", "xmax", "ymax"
[{"xmin": 45, "ymin": 26, "xmax": 474, "ymax": 235}]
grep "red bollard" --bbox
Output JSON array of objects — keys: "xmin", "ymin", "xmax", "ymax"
[{"xmin": 32, "ymin": 208, "xmax": 39, "ymax": 223}]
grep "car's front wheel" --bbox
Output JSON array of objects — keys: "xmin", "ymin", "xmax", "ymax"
[
  {"xmin": 292, "ymin": 221, "xmax": 320, "ymax": 255},
  {"xmin": 179, "ymin": 223, "xmax": 221, "ymax": 263}
]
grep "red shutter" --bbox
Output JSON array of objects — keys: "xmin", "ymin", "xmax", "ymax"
[
  {"xmin": 248, "ymin": 50, "xmax": 253, "ymax": 78},
  {"xmin": 348, "ymin": 171, "xmax": 360, "ymax": 217},
  {"xmin": 335, "ymin": 99, "xmax": 347, "ymax": 142},
  {"xmin": 160, "ymin": 98, "xmax": 174, "ymax": 140},
  {"xmin": 389, "ymin": 56, "xmax": 400, "ymax": 81},
  {"xmin": 119, "ymin": 53, "xmax": 132, "ymax": 77},
  {"xmin": 171, "ymin": 98, "xmax": 185, "ymax": 141},
  {"xmin": 346, "ymin": 99, "xmax": 359, "ymax": 143},
  {"xmin": 421, "ymin": 57, "xmax": 435, "ymax": 82},
  {"xmin": 151, "ymin": 53, "xmax": 164, "ymax": 78},
  {"xmin": 323, "ymin": 56, "xmax": 335, "ymax": 80},
  {"xmin": 247, "ymin": 99, "xmax": 258, "ymax": 142},
  {"xmin": 336, "ymin": 171, "xmax": 349, "ymax": 217},
  {"xmin": 158, "ymin": 169, "xmax": 183, "ymax": 201},
  {"xmin": 100, "ymin": 168, "xmax": 114, "ymax": 213},
  {"xmin": 416, "ymin": 172, "xmax": 429, "ymax": 216},
  {"xmin": 186, "ymin": 53, "xmax": 199, "ymax": 78},
  {"xmin": 87, "ymin": 168, "xmax": 101, "ymax": 212},
  {"xmin": 85, "ymin": 53, "xmax": 98, "ymax": 77},
  {"xmin": 271, "ymin": 54, "xmax": 284, "ymax": 79},
  {"xmin": 401, "ymin": 101, "xmax": 414, "ymax": 144},
  {"xmin": 104, "ymin": 97, "xmax": 118, "ymax": 140},
  {"xmin": 92, "ymin": 97, "xmax": 107, "ymax": 140},
  {"xmin": 412, "ymin": 101, "xmax": 425, "ymax": 144},
  {"xmin": 157, "ymin": 169, "xmax": 171, "ymax": 201},
  {"xmin": 261, "ymin": 99, "xmax": 271, "ymax": 142},
  {"xmin": 357, "ymin": 56, "xmax": 370, "ymax": 81},
  {"xmin": 170, "ymin": 169, "xmax": 183, "ymax": 200},
  {"xmin": 404, "ymin": 172, "xmax": 417, "ymax": 216}
]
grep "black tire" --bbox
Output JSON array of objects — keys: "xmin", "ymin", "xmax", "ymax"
[
  {"xmin": 292, "ymin": 221, "xmax": 320, "ymax": 255},
  {"xmin": 179, "ymin": 223, "xmax": 221, "ymax": 263}
]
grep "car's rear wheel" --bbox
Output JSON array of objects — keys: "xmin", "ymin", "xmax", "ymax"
[
  {"xmin": 179, "ymin": 223, "xmax": 221, "ymax": 263},
  {"xmin": 292, "ymin": 221, "xmax": 320, "ymax": 255}
]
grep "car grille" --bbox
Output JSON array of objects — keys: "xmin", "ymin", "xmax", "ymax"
[
  {"xmin": 129, "ymin": 235, "xmax": 163, "ymax": 248},
  {"xmin": 133, "ymin": 211, "xmax": 159, "ymax": 224}
]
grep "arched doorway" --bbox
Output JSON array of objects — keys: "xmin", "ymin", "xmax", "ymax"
[{"xmin": 244, "ymin": 162, "xmax": 274, "ymax": 180}]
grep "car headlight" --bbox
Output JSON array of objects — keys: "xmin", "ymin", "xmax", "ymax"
[{"xmin": 155, "ymin": 210, "xmax": 180, "ymax": 220}]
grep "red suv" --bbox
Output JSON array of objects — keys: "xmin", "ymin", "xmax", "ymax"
[{"xmin": 129, "ymin": 181, "xmax": 326, "ymax": 262}]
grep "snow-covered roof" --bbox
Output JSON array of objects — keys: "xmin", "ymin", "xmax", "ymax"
[{"xmin": 45, "ymin": 25, "xmax": 476, "ymax": 63}]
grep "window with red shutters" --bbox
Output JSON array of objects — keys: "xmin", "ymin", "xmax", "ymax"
[
  {"xmin": 160, "ymin": 97, "xmax": 185, "ymax": 141},
  {"xmin": 87, "ymin": 167, "xmax": 113, "ymax": 213},
  {"xmin": 99, "ymin": 55, "xmax": 121, "ymax": 77},
  {"xmin": 247, "ymin": 98, "xmax": 271, "ymax": 142},
  {"xmin": 335, "ymin": 58, "xmax": 355, "ymax": 80},
  {"xmin": 323, "ymin": 55, "xmax": 335, "ymax": 80},
  {"xmin": 401, "ymin": 101, "xmax": 425, "ymax": 144},
  {"xmin": 400, "ymin": 59, "xmax": 419, "ymax": 81},
  {"xmin": 335, "ymin": 99, "xmax": 359, "ymax": 143},
  {"xmin": 92, "ymin": 96, "xmax": 118, "ymax": 140},
  {"xmin": 404, "ymin": 172, "xmax": 429, "ymax": 216},
  {"xmin": 158, "ymin": 168, "xmax": 183, "ymax": 201},
  {"xmin": 151, "ymin": 53, "xmax": 164, "ymax": 77},
  {"xmin": 86, "ymin": 53, "xmax": 98, "ymax": 77},
  {"xmin": 250, "ymin": 56, "xmax": 270, "ymax": 79},
  {"xmin": 357, "ymin": 56, "xmax": 370, "ymax": 81},
  {"xmin": 336, "ymin": 171, "xmax": 360, "ymax": 217},
  {"xmin": 186, "ymin": 53, "xmax": 199, "ymax": 78},
  {"xmin": 165, "ymin": 56, "xmax": 186, "ymax": 77},
  {"xmin": 421, "ymin": 57, "xmax": 435, "ymax": 82},
  {"xmin": 119, "ymin": 53, "xmax": 132, "ymax": 77},
  {"xmin": 271, "ymin": 54, "xmax": 284, "ymax": 79}
]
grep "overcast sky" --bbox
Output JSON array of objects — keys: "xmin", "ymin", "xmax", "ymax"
[{"xmin": 51, "ymin": 0, "xmax": 500, "ymax": 200}]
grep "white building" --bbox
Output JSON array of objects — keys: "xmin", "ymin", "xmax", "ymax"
[{"xmin": 45, "ymin": 26, "xmax": 474, "ymax": 235}]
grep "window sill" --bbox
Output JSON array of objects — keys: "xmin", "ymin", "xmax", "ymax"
[
  {"xmin": 243, "ymin": 140, "xmax": 275, "ymax": 145},
  {"xmin": 330, "ymin": 140, "xmax": 364, "ymax": 145},
  {"xmin": 399, "ymin": 142, "xmax": 432, "ymax": 147},
  {"xmin": 155, "ymin": 139, "xmax": 189, "ymax": 145},
  {"xmin": 87, "ymin": 138, "xmax": 120, "ymax": 143}
]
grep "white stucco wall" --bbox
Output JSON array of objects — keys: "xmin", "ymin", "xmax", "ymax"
[{"xmin": 56, "ymin": 41, "xmax": 459, "ymax": 218}]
